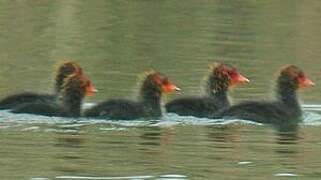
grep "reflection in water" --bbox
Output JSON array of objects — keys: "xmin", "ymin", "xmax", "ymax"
[
  {"xmin": 273, "ymin": 124, "xmax": 301, "ymax": 174},
  {"xmin": 140, "ymin": 128, "xmax": 163, "ymax": 146},
  {"xmin": 207, "ymin": 125, "xmax": 241, "ymax": 144},
  {"xmin": 273, "ymin": 123, "xmax": 300, "ymax": 160},
  {"xmin": 206, "ymin": 124, "xmax": 241, "ymax": 158},
  {"xmin": 274, "ymin": 123, "xmax": 300, "ymax": 145},
  {"xmin": 140, "ymin": 127, "xmax": 174, "ymax": 147},
  {"xmin": 53, "ymin": 132, "xmax": 85, "ymax": 174},
  {"xmin": 55, "ymin": 134, "xmax": 85, "ymax": 148},
  {"xmin": 274, "ymin": 131, "xmax": 299, "ymax": 156}
]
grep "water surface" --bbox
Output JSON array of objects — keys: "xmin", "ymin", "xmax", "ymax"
[{"xmin": 0, "ymin": 0, "xmax": 321, "ymax": 179}]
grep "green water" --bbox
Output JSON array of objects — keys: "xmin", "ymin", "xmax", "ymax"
[{"xmin": 0, "ymin": 0, "xmax": 321, "ymax": 179}]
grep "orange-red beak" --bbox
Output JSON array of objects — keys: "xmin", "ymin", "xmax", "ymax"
[
  {"xmin": 86, "ymin": 82, "xmax": 98, "ymax": 96},
  {"xmin": 162, "ymin": 83, "xmax": 180, "ymax": 94},
  {"xmin": 231, "ymin": 73, "xmax": 250, "ymax": 86},
  {"xmin": 299, "ymin": 77, "xmax": 315, "ymax": 88}
]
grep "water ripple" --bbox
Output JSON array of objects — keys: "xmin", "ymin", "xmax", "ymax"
[
  {"xmin": 274, "ymin": 173, "xmax": 298, "ymax": 177},
  {"xmin": 1, "ymin": 104, "xmax": 321, "ymax": 131},
  {"xmin": 53, "ymin": 174, "xmax": 187, "ymax": 180}
]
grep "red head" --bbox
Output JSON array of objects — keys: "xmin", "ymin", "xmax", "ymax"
[
  {"xmin": 56, "ymin": 61, "xmax": 83, "ymax": 80},
  {"xmin": 210, "ymin": 63, "xmax": 249, "ymax": 88},
  {"xmin": 55, "ymin": 60, "xmax": 83, "ymax": 93},
  {"xmin": 279, "ymin": 65, "xmax": 314, "ymax": 89},
  {"xmin": 57, "ymin": 60, "xmax": 82, "ymax": 73},
  {"xmin": 62, "ymin": 71, "xmax": 97, "ymax": 97},
  {"xmin": 144, "ymin": 70, "xmax": 180, "ymax": 94}
]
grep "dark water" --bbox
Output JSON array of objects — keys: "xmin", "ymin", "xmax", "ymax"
[{"xmin": 1, "ymin": 0, "xmax": 321, "ymax": 179}]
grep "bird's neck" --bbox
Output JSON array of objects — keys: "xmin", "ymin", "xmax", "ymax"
[
  {"xmin": 62, "ymin": 85, "xmax": 83, "ymax": 117},
  {"xmin": 54, "ymin": 73, "xmax": 66, "ymax": 95},
  {"xmin": 276, "ymin": 80, "xmax": 301, "ymax": 116},
  {"xmin": 139, "ymin": 85, "xmax": 162, "ymax": 117},
  {"xmin": 206, "ymin": 76, "xmax": 230, "ymax": 107},
  {"xmin": 210, "ymin": 90, "xmax": 230, "ymax": 107}
]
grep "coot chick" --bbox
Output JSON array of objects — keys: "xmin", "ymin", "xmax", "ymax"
[
  {"xmin": 84, "ymin": 70, "xmax": 180, "ymax": 120},
  {"xmin": 215, "ymin": 65, "xmax": 314, "ymax": 124},
  {"xmin": 0, "ymin": 61, "xmax": 81, "ymax": 110},
  {"xmin": 11, "ymin": 72, "xmax": 97, "ymax": 117},
  {"xmin": 165, "ymin": 63, "xmax": 249, "ymax": 118}
]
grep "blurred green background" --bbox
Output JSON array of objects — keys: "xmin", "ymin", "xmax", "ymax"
[{"xmin": 0, "ymin": 0, "xmax": 320, "ymax": 104}]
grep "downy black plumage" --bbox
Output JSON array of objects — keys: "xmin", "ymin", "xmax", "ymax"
[
  {"xmin": 84, "ymin": 71, "xmax": 179, "ymax": 120},
  {"xmin": 214, "ymin": 65, "xmax": 314, "ymax": 124},
  {"xmin": 11, "ymin": 72, "xmax": 96, "ymax": 117},
  {"xmin": 165, "ymin": 63, "xmax": 249, "ymax": 118},
  {"xmin": 0, "ymin": 61, "xmax": 81, "ymax": 109}
]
